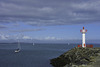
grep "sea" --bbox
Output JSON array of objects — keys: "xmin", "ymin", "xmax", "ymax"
[{"xmin": 0, "ymin": 43, "xmax": 100, "ymax": 67}]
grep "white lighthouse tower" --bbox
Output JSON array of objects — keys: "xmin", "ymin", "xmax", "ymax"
[{"xmin": 80, "ymin": 27, "xmax": 87, "ymax": 48}]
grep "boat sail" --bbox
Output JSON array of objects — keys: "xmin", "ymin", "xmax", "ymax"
[{"xmin": 15, "ymin": 40, "xmax": 21, "ymax": 53}]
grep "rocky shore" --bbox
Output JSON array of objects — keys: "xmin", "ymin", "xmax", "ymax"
[{"xmin": 50, "ymin": 47, "xmax": 100, "ymax": 67}]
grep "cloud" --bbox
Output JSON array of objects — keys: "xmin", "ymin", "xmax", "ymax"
[
  {"xmin": 45, "ymin": 36, "xmax": 56, "ymax": 40},
  {"xmin": 0, "ymin": 0, "xmax": 100, "ymax": 26},
  {"xmin": 0, "ymin": 25, "xmax": 7, "ymax": 29},
  {"xmin": 22, "ymin": 36, "xmax": 31, "ymax": 39},
  {"xmin": 10, "ymin": 28, "xmax": 43, "ymax": 32},
  {"xmin": 36, "ymin": 36, "xmax": 63, "ymax": 40},
  {"xmin": 0, "ymin": 34, "xmax": 9, "ymax": 40}
]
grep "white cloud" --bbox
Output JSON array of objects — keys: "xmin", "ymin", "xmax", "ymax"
[
  {"xmin": 45, "ymin": 36, "xmax": 56, "ymax": 40},
  {"xmin": 35, "ymin": 36, "xmax": 63, "ymax": 40},
  {"xmin": 22, "ymin": 36, "xmax": 31, "ymax": 39},
  {"xmin": 0, "ymin": 34, "xmax": 9, "ymax": 40}
]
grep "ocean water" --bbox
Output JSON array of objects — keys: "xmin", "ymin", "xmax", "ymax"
[{"xmin": 0, "ymin": 43, "xmax": 100, "ymax": 67}]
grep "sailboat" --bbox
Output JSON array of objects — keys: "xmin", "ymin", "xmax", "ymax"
[{"xmin": 15, "ymin": 40, "xmax": 21, "ymax": 53}]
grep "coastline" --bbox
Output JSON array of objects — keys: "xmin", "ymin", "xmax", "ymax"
[{"xmin": 50, "ymin": 47, "xmax": 100, "ymax": 67}]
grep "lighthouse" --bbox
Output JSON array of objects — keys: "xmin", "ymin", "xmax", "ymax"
[{"xmin": 80, "ymin": 27, "xmax": 87, "ymax": 48}]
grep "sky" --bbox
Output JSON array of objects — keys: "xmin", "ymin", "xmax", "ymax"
[{"xmin": 0, "ymin": 0, "xmax": 100, "ymax": 43}]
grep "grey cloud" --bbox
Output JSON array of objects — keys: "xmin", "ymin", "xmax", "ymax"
[
  {"xmin": 0, "ymin": 25, "xmax": 7, "ymax": 29},
  {"xmin": 11, "ymin": 29, "xmax": 43, "ymax": 32},
  {"xmin": 0, "ymin": 0, "xmax": 100, "ymax": 26}
]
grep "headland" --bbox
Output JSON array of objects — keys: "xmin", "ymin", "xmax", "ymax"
[{"xmin": 50, "ymin": 47, "xmax": 100, "ymax": 67}]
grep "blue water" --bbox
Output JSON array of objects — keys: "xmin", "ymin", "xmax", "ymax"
[{"xmin": 0, "ymin": 43, "xmax": 100, "ymax": 67}]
